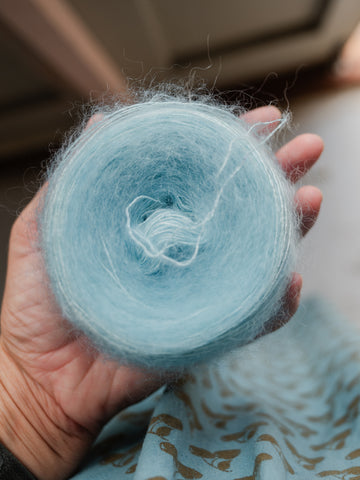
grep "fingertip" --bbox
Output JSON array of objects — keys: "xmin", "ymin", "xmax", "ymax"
[
  {"xmin": 302, "ymin": 133, "xmax": 324, "ymax": 154},
  {"xmin": 256, "ymin": 105, "xmax": 282, "ymax": 121},
  {"xmin": 295, "ymin": 185, "xmax": 323, "ymax": 213},
  {"xmin": 295, "ymin": 185, "xmax": 323, "ymax": 236},
  {"xmin": 255, "ymin": 273, "xmax": 303, "ymax": 338},
  {"xmin": 277, "ymin": 133, "xmax": 324, "ymax": 182},
  {"xmin": 289, "ymin": 272, "xmax": 302, "ymax": 307},
  {"xmin": 291, "ymin": 271, "xmax": 303, "ymax": 290},
  {"xmin": 296, "ymin": 185, "xmax": 323, "ymax": 206},
  {"xmin": 85, "ymin": 113, "xmax": 104, "ymax": 130},
  {"xmin": 242, "ymin": 105, "xmax": 282, "ymax": 125}
]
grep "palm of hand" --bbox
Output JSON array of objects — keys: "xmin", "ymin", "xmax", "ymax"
[{"xmin": 1, "ymin": 207, "xmax": 156, "ymax": 435}]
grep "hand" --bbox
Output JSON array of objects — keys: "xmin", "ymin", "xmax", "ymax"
[
  {"xmin": 0, "ymin": 106, "xmax": 323, "ymax": 480},
  {"xmin": 244, "ymin": 106, "xmax": 323, "ymax": 333}
]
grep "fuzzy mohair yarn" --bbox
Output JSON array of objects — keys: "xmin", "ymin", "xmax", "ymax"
[{"xmin": 40, "ymin": 97, "xmax": 297, "ymax": 370}]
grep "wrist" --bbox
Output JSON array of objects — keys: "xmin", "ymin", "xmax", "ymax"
[{"xmin": 0, "ymin": 343, "xmax": 93, "ymax": 480}]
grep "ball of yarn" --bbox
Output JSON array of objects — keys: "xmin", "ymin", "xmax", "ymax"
[{"xmin": 40, "ymin": 99, "xmax": 297, "ymax": 370}]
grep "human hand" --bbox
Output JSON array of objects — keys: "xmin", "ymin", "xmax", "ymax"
[
  {"xmin": 244, "ymin": 106, "xmax": 323, "ymax": 333},
  {"xmin": 0, "ymin": 106, "xmax": 323, "ymax": 480}
]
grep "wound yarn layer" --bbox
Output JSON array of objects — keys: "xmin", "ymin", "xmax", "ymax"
[{"xmin": 41, "ymin": 100, "xmax": 297, "ymax": 369}]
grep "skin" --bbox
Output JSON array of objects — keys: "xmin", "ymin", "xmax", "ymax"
[{"xmin": 0, "ymin": 106, "xmax": 323, "ymax": 479}]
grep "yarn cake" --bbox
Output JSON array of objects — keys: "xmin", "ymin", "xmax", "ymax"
[{"xmin": 41, "ymin": 99, "xmax": 297, "ymax": 369}]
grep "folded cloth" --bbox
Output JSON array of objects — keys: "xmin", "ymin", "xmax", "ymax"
[{"xmin": 71, "ymin": 297, "xmax": 360, "ymax": 479}]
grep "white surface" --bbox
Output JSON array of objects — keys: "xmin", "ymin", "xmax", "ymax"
[{"xmin": 291, "ymin": 86, "xmax": 360, "ymax": 322}]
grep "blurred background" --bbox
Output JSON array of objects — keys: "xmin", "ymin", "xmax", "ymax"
[{"xmin": 0, "ymin": 0, "xmax": 360, "ymax": 320}]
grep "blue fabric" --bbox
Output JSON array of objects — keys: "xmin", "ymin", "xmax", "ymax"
[{"xmin": 71, "ymin": 298, "xmax": 360, "ymax": 479}]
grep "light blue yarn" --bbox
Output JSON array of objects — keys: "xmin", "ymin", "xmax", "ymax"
[{"xmin": 41, "ymin": 100, "xmax": 297, "ymax": 369}]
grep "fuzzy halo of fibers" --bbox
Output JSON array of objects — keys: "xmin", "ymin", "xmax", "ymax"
[{"xmin": 40, "ymin": 99, "xmax": 297, "ymax": 370}]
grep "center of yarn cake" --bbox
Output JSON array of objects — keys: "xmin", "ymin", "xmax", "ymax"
[{"xmin": 126, "ymin": 194, "xmax": 202, "ymax": 269}]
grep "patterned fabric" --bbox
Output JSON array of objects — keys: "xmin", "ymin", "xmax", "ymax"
[{"xmin": 71, "ymin": 298, "xmax": 360, "ymax": 479}]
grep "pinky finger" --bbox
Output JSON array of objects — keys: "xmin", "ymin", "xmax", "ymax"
[{"xmin": 256, "ymin": 273, "xmax": 303, "ymax": 338}]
